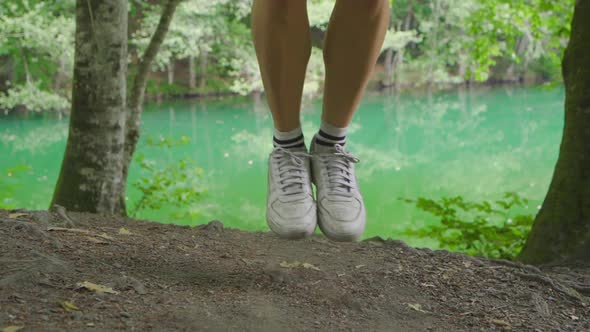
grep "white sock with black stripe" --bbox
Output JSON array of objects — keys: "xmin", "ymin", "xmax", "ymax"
[
  {"xmin": 273, "ymin": 127, "xmax": 305, "ymax": 149},
  {"xmin": 313, "ymin": 121, "xmax": 347, "ymax": 148}
]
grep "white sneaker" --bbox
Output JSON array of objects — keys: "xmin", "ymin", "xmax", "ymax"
[
  {"xmin": 266, "ymin": 147, "xmax": 317, "ymax": 239},
  {"xmin": 311, "ymin": 142, "xmax": 366, "ymax": 241}
]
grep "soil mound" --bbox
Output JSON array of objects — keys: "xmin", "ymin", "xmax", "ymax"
[{"xmin": 1, "ymin": 209, "xmax": 588, "ymax": 331}]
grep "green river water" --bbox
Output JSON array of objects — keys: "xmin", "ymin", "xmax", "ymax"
[{"xmin": 0, "ymin": 86, "xmax": 564, "ymax": 246}]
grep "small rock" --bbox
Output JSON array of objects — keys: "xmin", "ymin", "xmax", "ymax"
[
  {"xmin": 363, "ymin": 236, "xmax": 386, "ymax": 243},
  {"xmin": 30, "ymin": 210, "xmax": 52, "ymax": 225},
  {"xmin": 70, "ymin": 311, "xmax": 83, "ymax": 321},
  {"xmin": 199, "ymin": 220, "xmax": 224, "ymax": 232}
]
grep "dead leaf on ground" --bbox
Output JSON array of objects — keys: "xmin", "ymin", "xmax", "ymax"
[
  {"xmin": 491, "ymin": 319, "xmax": 512, "ymax": 327},
  {"xmin": 280, "ymin": 261, "xmax": 321, "ymax": 271},
  {"xmin": 8, "ymin": 213, "xmax": 27, "ymax": 219},
  {"xmin": 118, "ymin": 227, "xmax": 131, "ymax": 235},
  {"xmin": 47, "ymin": 227, "xmax": 114, "ymax": 242},
  {"xmin": 2, "ymin": 326, "xmax": 24, "ymax": 332},
  {"xmin": 407, "ymin": 303, "xmax": 427, "ymax": 313},
  {"xmin": 59, "ymin": 300, "xmax": 80, "ymax": 312},
  {"xmin": 355, "ymin": 264, "xmax": 365, "ymax": 269},
  {"xmin": 96, "ymin": 232, "xmax": 114, "ymax": 240},
  {"xmin": 76, "ymin": 281, "xmax": 119, "ymax": 295}
]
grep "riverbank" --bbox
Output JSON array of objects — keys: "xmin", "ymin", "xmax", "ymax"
[{"xmin": 1, "ymin": 208, "xmax": 588, "ymax": 331}]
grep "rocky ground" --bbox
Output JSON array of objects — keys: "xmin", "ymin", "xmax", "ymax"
[{"xmin": 1, "ymin": 208, "xmax": 589, "ymax": 331}]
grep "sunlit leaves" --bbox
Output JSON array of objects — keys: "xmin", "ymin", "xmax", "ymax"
[
  {"xmin": 0, "ymin": 0, "xmax": 74, "ymax": 111},
  {"xmin": 402, "ymin": 192, "xmax": 535, "ymax": 260}
]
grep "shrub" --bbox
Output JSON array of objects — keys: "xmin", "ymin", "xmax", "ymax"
[{"xmin": 401, "ymin": 192, "xmax": 535, "ymax": 260}]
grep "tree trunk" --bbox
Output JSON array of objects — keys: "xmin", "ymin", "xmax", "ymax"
[
  {"xmin": 21, "ymin": 49, "xmax": 31, "ymax": 84},
  {"xmin": 519, "ymin": 0, "xmax": 590, "ymax": 264},
  {"xmin": 382, "ymin": 0, "xmax": 413, "ymax": 89},
  {"xmin": 394, "ymin": 1, "xmax": 413, "ymax": 91},
  {"xmin": 383, "ymin": 49, "xmax": 394, "ymax": 87},
  {"xmin": 53, "ymin": 55, "xmax": 68, "ymax": 91},
  {"xmin": 188, "ymin": 56, "xmax": 196, "ymax": 90},
  {"xmin": 199, "ymin": 48, "xmax": 209, "ymax": 91},
  {"xmin": 118, "ymin": 0, "xmax": 181, "ymax": 213},
  {"xmin": 51, "ymin": 0, "xmax": 128, "ymax": 214},
  {"xmin": 427, "ymin": 0, "xmax": 440, "ymax": 86},
  {"xmin": 167, "ymin": 61, "xmax": 174, "ymax": 85}
]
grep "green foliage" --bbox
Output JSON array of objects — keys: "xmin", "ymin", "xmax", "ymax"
[
  {"xmin": 0, "ymin": 0, "xmax": 576, "ymax": 109},
  {"xmin": 130, "ymin": 136, "xmax": 206, "ymax": 220},
  {"xmin": 401, "ymin": 192, "xmax": 535, "ymax": 260},
  {"xmin": 0, "ymin": 83, "xmax": 69, "ymax": 112},
  {"xmin": 0, "ymin": 0, "xmax": 74, "ymax": 112}
]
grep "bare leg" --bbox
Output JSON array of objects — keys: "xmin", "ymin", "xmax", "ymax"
[
  {"xmin": 251, "ymin": 0, "xmax": 311, "ymax": 132},
  {"xmin": 322, "ymin": 0, "xmax": 390, "ymax": 128}
]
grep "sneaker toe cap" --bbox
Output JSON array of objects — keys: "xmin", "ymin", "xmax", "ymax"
[
  {"xmin": 319, "ymin": 197, "xmax": 362, "ymax": 222},
  {"xmin": 267, "ymin": 200, "xmax": 316, "ymax": 239},
  {"xmin": 318, "ymin": 197, "xmax": 365, "ymax": 241}
]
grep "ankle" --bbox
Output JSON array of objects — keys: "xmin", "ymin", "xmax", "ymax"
[
  {"xmin": 314, "ymin": 121, "xmax": 347, "ymax": 147},
  {"xmin": 274, "ymin": 127, "xmax": 305, "ymax": 149}
]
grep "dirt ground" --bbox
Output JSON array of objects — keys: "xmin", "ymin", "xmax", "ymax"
[{"xmin": 1, "ymin": 209, "xmax": 589, "ymax": 331}]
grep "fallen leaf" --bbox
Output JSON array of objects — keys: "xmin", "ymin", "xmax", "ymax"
[
  {"xmin": 2, "ymin": 326, "xmax": 24, "ymax": 332},
  {"xmin": 420, "ymin": 283, "xmax": 435, "ymax": 288},
  {"xmin": 8, "ymin": 213, "xmax": 27, "ymax": 219},
  {"xmin": 96, "ymin": 232, "xmax": 114, "ymax": 241},
  {"xmin": 76, "ymin": 281, "xmax": 119, "ymax": 295},
  {"xmin": 491, "ymin": 319, "xmax": 512, "ymax": 327},
  {"xmin": 280, "ymin": 261, "xmax": 320, "ymax": 271},
  {"xmin": 407, "ymin": 303, "xmax": 427, "ymax": 313},
  {"xmin": 355, "ymin": 264, "xmax": 365, "ymax": 269},
  {"xmin": 463, "ymin": 261, "xmax": 472, "ymax": 268},
  {"xmin": 570, "ymin": 315, "xmax": 579, "ymax": 321},
  {"xmin": 60, "ymin": 300, "xmax": 79, "ymax": 312},
  {"xmin": 86, "ymin": 323, "xmax": 95, "ymax": 327},
  {"xmin": 302, "ymin": 263, "xmax": 320, "ymax": 271},
  {"xmin": 118, "ymin": 227, "xmax": 131, "ymax": 235}
]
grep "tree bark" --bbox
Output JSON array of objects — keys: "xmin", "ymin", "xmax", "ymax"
[
  {"xmin": 519, "ymin": 0, "xmax": 590, "ymax": 264},
  {"xmin": 118, "ymin": 0, "xmax": 181, "ymax": 213},
  {"xmin": 51, "ymin": 0, "xmax": 128, "ymax": 214}
]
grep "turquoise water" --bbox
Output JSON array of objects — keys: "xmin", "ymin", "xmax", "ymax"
[{"xmin": 0, "ymin": 86, "xmax": 564, "ymax": 245}]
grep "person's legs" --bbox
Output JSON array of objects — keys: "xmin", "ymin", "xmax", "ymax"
[
  {"xmin": 322, "ymin": 0, "xmax": 390, "ymax": 129},
  {"xmin": 253, "ymin": 0, "xmax": 316, "ymax": 239},
  {"xmin": 251, "ymin": 0, "xmax": 311, "ymax": 133},
  {"xmin": 311, "ymin": 0, "xmax": 389, "ymax": 241}
]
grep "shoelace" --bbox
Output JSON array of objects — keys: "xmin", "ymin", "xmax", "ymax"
[
  {"xmin": 317, "ymin": 144, "xmax": 360, "ymax": 194},
  {"xmin": 273, "ymin": 147, "xmax": 311, "ymax": 195}
]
